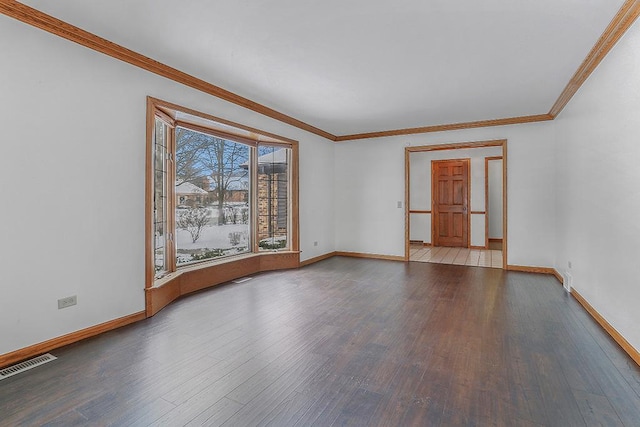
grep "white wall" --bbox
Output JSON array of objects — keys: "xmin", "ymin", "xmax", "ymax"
[
  {"xmin": 409, "ymin": 147, "xmax": 501, "ymax": 246},
  {"xmin": 11, "ymin": 7, "xmax": 637, "ymax": 359},
  {"xmin": 408, "ymin": 150, "xmax": 430, "ymax": 243},
  {"xmin": 335, "ymin": 122, "xmax": 556, "ymax": 265},
  {"xmin": 555, "ymin": 19, "xmax": 640, "ymax": 352},
  {"xmin": 488, "ymin": 159, "xmax": 503, "ymax": 239},
  {"xmin": 0, "ymin": 16, "xmax": 335, "ymax": 356}
]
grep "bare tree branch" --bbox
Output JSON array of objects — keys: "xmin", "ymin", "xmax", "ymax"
[{"xmin": 177, "ymin": 207, "xmax": 209, "ymax": 243}]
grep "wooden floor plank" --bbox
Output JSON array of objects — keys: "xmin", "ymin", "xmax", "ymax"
[
  {"xmin": 1, "ymin": 257, "xmax": 640, "ymax": 426},
  {"xmin": 221, "ymin": 354, "xmax": 328, "ymax": 426},
  {"xmin": 38, "ymin": 409, "xmax": 88, "ymax": 427},
  {"xmin": 256, "ymin": 391, "xmax": 316, "ymax": 426},
  {"xmin": 572, "ymin": 389, "xmax": 625, "ymax": 427},
  {"xmin": 183, "ymin": 397, "xmax": 244, "ymax": 427}
]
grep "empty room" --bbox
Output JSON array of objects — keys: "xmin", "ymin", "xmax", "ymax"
[{"xmin": 1, "ymin": 0, "xmax": 640, "ymax": 425}]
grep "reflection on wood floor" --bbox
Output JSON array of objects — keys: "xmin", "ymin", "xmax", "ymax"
[
  {"xmin": 410, "ymin": 244, "xmax": 503, "ymax": 269},
  {"xmin": 3, "ymin": 257, "xmax": 640, "ymax": 425}
]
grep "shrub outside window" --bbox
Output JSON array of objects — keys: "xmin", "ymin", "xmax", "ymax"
[
  {"xmin": 147, "ymin": 98, "xmax": 297, "ymax": 284},
  {"xmin": 174, "ymin": 127, "xmax": 251, "ymax": 265}
]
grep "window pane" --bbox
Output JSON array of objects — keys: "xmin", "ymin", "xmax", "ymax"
[
  {"xmin": 257, "ymin": 146, "xmax": 289, "ymax": 251},
  {"xmin": 175, "ymin": 127, "xmax": 250, "ymax": 265},
  {"xmin": 153, "ymin": 118, "xmax": 168, "ymax": 277}
]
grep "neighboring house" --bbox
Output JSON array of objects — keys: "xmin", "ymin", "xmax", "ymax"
[
  {"xmin": 7, "ymin": 4, "xmax": 640, "ymax": 423},
  {"xmin": 256, "ymin": 150, "xmax": 288, "ymax": 242},
  {"xmin": 238, "ymin": 149, "xmax": 288, "ymax": 242},
  {"xmin": 175, "ymin": 181, "xmax": 208, "ymax": 207},
  {"xmin": 207, "ymin": 173, "xmax": 249, "ymax": 203}
]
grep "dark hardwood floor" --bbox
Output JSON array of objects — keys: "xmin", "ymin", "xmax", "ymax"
[{"xmin": 1, "ymin": 257, "xmax": 640, "ymax": 426}]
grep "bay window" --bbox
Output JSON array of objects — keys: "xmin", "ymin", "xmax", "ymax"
[{"xmin": 146, "ymin": 98, "xmax": 298, "ymax": 288}]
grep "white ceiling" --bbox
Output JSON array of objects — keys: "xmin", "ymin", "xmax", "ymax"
[{"xmin": 23, "ymin": 0, "xmax": 625, "ymax": 136}]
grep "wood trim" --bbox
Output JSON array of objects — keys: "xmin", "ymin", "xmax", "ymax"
[
  {"xmin": 175, "ymin": 118, "xmax": 299, "ymax": 150},
  {"xmin": 299, "ymin": 251, "xmax": 337, "ymax": 267},
  {"xmin": 430, "ymin": 160, "xmax": 436, "ymax": 248},
  {"xmin": 167, "ymin": 115, "xmax": 177, "ymax": 273},
  {"xmin": 507, "ymin": 265, "xmax": 563, "ymax": 284},
  {"xmin": 502, "ymin": 143, "xmax": 508, "ymax": 269},
  {"xmin": 335, "ymin": 0, "xmax": 639, "ymax": 140},
  {"xmin": 251, "ymin": 145, "xmax": 259, "ymax": 253},
  {"xmin": 342, "ymin": 1, "xmax": 636, "ymax": 139},
  {"xmin": 467, "ymin": 159, "xmax": 471, "ymax": 249},
  {"xmin": 503, "ymin": 264, "xmax": 640, "ymax": 366},
  {"xmin": 152, "ymin": 98, "xmax": 297, "ymax": 145},
  {"xmin": 146, "ymin": 252, "xmax": 300, "ymax": 316},
  {"xmin": 259, "ymin": 251, "xmax": 299, "ymax": 272},
  {"xmin": 572, "ymin": 289, "xmax": 640, "ymax": 367},
  {"xmin": 406, "ymin": 139, "xmax": 506, "ymax": 153},
  {"xmin": 145, "ymin": 98, "xmax": 300, "ymax": 312},
  {"xmin": 145, "ymin": 98, "xmax": 155, "ymax": 289},
  {"xmin": 488, "ymin": 238, "xmax": 503, "ymax": 243},
  {"xmin": 485, "ymin": 155, "xmax": 503, "ymax": 249},
  {"xmin": 0, "ymin": 311, "xmax": 146, "ymax": 369},
  {"xmin": 470, "ymin": 245, "xmax": 487, "ymax": 250},
  {"xmin": 146, "ymin": 101, "xmax": 179, "ymax": 288},
  {"xmin": 552, "ymin": 268, "xmax": 564, "ymax": 285},
  {"xmin": 154, "ymin": 108, "xmax": 175, "ymax": 127},
  {"xmin": 335, "ymin": 251, "xmax": 405, "ymax": 262},
  {"xmin": 405, "ymin": 139, "xmax": 507, "ymax": 266},
  {"xmin": 175, "ymin": 121, "xmax": 258, "ymax": 147},
  {"xmin": 470, "ymin": 211, "xmax": 486, "ymax": 215},
  {"xmin": 145, "ymin": 277, "xmax": 181, "ymax": 318},
  {"xmin": 336, "ymin": 115, "xmax": 552, "ymax": 142},
  {"xmin": 409, "ymin": 210, "xmax": 431, "ymax": 214},
  {"xmin": 548, "ymin": 0, "xmax": 640, "ymax": 117},
  {"xmin": 408, "ymin": 241, "xmax": 433, "ymax": 248},
  {"xmin": 405, "ymin": 147, "xmax": 411, "ymax": 261},
  {"xmin": 507, "ymin": 264, "xmax": 555, "ymax": 274},
  {"xmin": 3, "ymin": 1, "xmax": 638, "ymax": 143},
  {"xmin": 0, "ymin": 1, "xmax": 336, "ymax": 141},
  {"xmin": 485, "ymin": 157, "xmax": 489, "ymax": 249},
  {"xmin": 290, "ymin": 143, "xmax": 300, "ymax": 252}
]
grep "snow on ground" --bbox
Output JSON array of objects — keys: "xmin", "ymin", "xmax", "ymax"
[{"xmin": 176, "ymin": 223, "xmax": 249, "ymax": 251}]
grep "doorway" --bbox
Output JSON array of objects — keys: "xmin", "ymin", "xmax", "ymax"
[
  {"xmin": 405, "ymin": 140, "xmax": 507, "ymax": 269},
  {"xmin": 486, "ymin": 157, "xmax": 503, "ymax": 250}
]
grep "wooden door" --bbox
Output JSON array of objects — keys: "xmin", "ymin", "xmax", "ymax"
[{"xmin": 432, "ymin": 159, "xmax": 469, "ymax": 247}]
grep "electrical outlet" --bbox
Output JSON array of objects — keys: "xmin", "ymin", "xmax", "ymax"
[
  {"xmin": 314, "ymin": 241, "xmax": 318, "ymax": 246},
  {"xmin": 58, "ymin": 295, "xmax": 77, "ymax": 309},
  {"xmin": 568, "ymin": 261, "xmax": 572, "ymax": 269},
  {"xmin": 397, "ymin": 201, "xmax": 403, "ymax": 208}
]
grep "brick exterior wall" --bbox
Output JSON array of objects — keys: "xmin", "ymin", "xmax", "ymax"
[{"xmin": 257, "ymin": 173, "xmax": 287, "ymax": 242}]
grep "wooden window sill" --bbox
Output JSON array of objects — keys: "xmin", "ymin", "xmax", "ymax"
[{"xmin": 146, "ymin": 251, "xmax": 300, "ymax": 316}]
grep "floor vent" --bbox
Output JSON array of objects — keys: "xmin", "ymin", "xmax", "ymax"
[
  {"xmin": 0, "ymin": 353, "xmax": 57, "ymax": 380},
  {"xmin": 232, "ymin": 277, "xmax": 253, "ymax": 284}
]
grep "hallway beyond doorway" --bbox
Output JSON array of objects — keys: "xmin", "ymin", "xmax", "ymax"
[{"xmin": 410, "ymin": 244, "xmax": 503, "ymax": 269}]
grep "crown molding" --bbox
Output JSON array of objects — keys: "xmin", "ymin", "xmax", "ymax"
[
  {"xmin": 0, "ymin": 0, "xmax": 337, "ymax": 141},
  {"xmin": 335, "ymin": 115, "xmax": 553, "ymax": 142},
  {"xmin": 1, "ymin": 0, "xmax": 639, "ymax": 142},
  {"xmin": 549, "ymin": 0, "xmax": 640, "ymax": 118}
]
